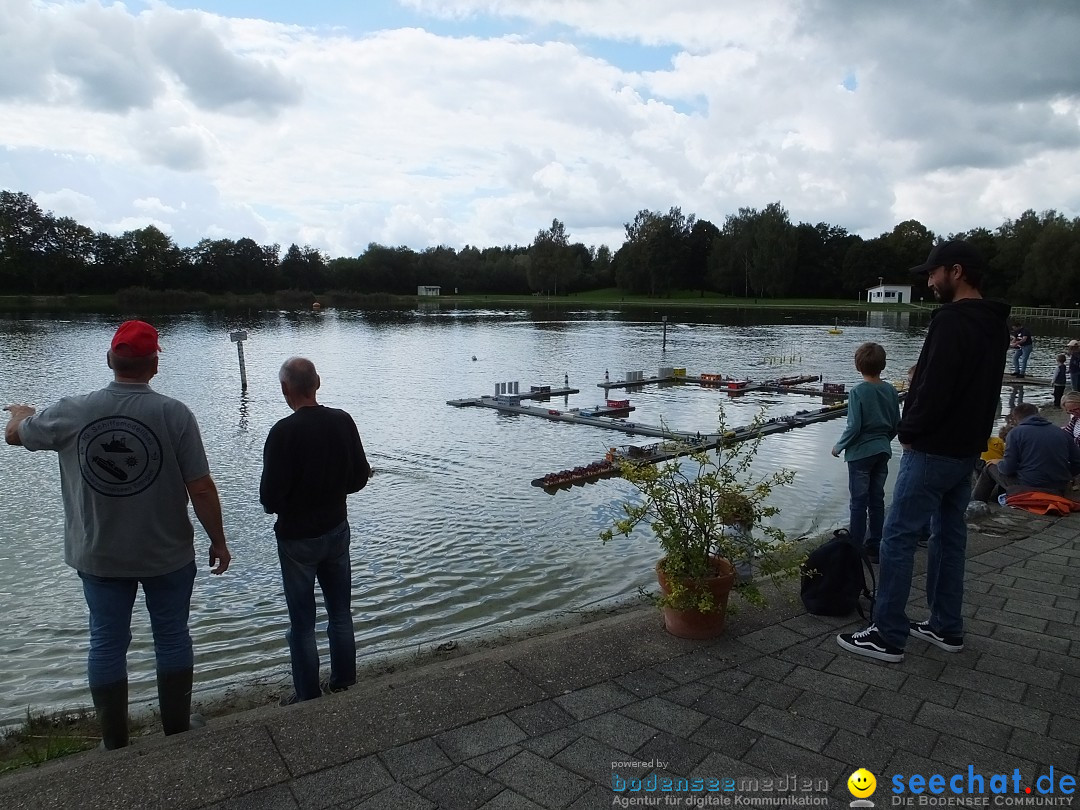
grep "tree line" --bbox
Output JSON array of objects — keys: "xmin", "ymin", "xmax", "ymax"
[{"xmin": 1, "ymin": 189, "xmax": 1076, "ymax": 303}]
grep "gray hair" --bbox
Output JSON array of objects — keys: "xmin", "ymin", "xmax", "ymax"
[{"xmin": 279, "ymin": 356, "xmax": 319, "ymax": 395}]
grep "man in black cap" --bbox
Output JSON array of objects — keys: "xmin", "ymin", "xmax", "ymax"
[{"xmin": 838, "ymin": 241, "xmax": 1010, "ymax": 662}]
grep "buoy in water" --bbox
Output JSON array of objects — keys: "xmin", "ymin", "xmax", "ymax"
[{"xmin": 471, "ymin": 355, "xmax": 477, "ymax": 361}]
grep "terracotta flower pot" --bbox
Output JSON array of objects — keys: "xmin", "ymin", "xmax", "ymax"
[{"xmin": 655, "ymin": 556, "xmax": 736, "ymax": 639}]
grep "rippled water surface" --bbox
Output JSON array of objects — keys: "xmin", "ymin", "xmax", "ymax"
[{"xmin": 0, "ymin": 305, "xmax": 1052, "ymax": 721}]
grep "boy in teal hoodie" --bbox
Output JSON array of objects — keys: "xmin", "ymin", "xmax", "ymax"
[{"xmin": 832, "ymin": 342, "xmax": 901, "ymax": 562}]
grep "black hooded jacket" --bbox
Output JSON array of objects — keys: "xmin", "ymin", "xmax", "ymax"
[{"xmin": 899, "ymin": 297, "xmax": 1011, "ymax": 457}]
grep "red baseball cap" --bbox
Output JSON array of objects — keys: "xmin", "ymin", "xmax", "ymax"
[{"xmin": 110, "ymin": 320, "xmax": 161, "ymax": 358}]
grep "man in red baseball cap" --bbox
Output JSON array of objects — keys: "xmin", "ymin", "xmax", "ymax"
[{"xmin": 3, "ymin": 320, "xmax": 232, "ymax": 750}]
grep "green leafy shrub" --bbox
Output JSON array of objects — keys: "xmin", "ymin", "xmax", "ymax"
[{"xmin": 601, "ymin": 409, "xmax": 803, "ymax": 612}]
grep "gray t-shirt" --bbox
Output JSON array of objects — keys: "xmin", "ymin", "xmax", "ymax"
[{"xmin": 19, "ymin": 381, "xmax": 211, "ymax": 577}]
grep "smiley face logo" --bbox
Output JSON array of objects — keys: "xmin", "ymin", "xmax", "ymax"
[{"xmin": 848, "ymin": 769, "xmax": 876, "ymax": 798}]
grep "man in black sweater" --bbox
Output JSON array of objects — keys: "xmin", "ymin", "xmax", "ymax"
[
  {"xmin": 261, "ymin": 357, "xmax": 371, "ymax": 702},
  {"xmin": 838, "ymin": 241, "xmax": 1010, "ymax": 663}
]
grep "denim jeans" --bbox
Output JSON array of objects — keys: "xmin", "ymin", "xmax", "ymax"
[
  {"xmin": 847, "ymin": 453, "xmax": 890, "ymax": 551},
  {"xmin": 78, "ymin": 560, "xmax": 196, "ymax": 688},
  {"xmin": 1013, "ymin": 345, "xmax": 1033, "ymax": 374},
  {"xmin": 277, "ymin": 520, "xmax": 356, "ymax": 701},
  {"xmin": 874, "ymin": 450, "xmax": 976, "ymax": 648}
]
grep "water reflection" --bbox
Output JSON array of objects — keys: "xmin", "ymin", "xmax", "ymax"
[
  {"xmin": 1008, "ymin": 384, "xmax": 1025, "ymax": 410},
  {"xmin": 865, "ymin": 310, "xmax": 914, "ymax": 331},
  {"xmin": 238, "ymin": 390, "xmax": 250, "ymax": 431}
]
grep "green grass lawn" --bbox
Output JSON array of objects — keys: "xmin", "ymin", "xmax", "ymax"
[
  {"xmin": 0, "ymin": 290, "xmax": 931, "ymax": 313},
  {"xmin": 453, "ymin": 288, "xmax": 928, "ymax": 311}
]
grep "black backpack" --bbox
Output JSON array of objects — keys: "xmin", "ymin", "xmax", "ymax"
[{"xmin": 800, "ymin": 529, "xmax": 876, "ymax": 618}]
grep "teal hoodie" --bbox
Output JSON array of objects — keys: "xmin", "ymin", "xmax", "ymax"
[{"xmin": 833, "ymin": 380, "xmax": 901, "ymax": 462}]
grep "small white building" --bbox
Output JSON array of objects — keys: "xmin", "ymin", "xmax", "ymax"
[
  {"xmin": 866, "ymin": 284, "xmax": 912, "ymax": 305},
  {"xmin": 417, "ymin": 285, "xmax": 441, "ymax": 296}
]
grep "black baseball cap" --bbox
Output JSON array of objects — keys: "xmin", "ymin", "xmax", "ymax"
[{"xmin": 910, "ymin": 240, "xmax": 986, "ymax": 276}]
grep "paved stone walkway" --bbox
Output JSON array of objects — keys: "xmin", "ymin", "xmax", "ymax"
[{"xmin": 2, "ymin": 510, "xmax": 1079, "ymax": 810}]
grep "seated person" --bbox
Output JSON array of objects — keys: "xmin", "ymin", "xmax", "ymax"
[
  {"xmin": 972, "ymin": 403, "xmax": 1080, "ymax": 502},
  {"xmin": 1062, "ymin": 391, "xmax": 1080, "ymax": 448},
  {"xmin": 976, "ymin": 415, "xmax": 1015, "ymax": 474},
  {"xmin": 982, "ymin": 434, "xmax": 1005, "ymax": 461}
]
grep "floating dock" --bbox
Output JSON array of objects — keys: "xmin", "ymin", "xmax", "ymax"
[
  {"xmin": 999, "ymin": 375, "xmax": 1051, "ymax": 387},
  {"xmin": 448, "ymin": 398, "xmax": 638, "ymax": 422},
  {"xmin": 531, "ymin": 400, "xmax": 861, "ymax": 492},
  {"xmin": 448, "ymin": 372, "xmax": 906, "ymax": 494},
  {"xmin": 451, "ymin": 366, "xmax": 1039, "ymax": 495},
  {"xmin": 447, "ymin": 385, "xmax": 579, "ymax": 407},
  {"xmin": 598, "ymin": 372, "xmax": 821, "ymax": 394}
]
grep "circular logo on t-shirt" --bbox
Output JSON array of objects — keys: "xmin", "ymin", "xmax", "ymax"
[{"xmin": 77, "ymin": 417, "xmax": 163, "ymax": 497}]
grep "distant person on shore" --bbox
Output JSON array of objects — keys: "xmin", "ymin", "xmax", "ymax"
[
  {"xmin": 260, "ymin": 357, "xmax": 371, "ymax": 704},
  {"xmin": 2, "ymin": 320, "xmax": 231, "ymax": 750},
  {"xmin": 1053, "ymin": 353, "xmax": 1068, "ymax": 407},
  {"xmin": 971, "ymin": 403, "xmax": 1080, "ymax": 502},
  {"xmin": 1068, "ymin": 340, "xmax": 1080, "ymax": 391},
  {"xmin": 1010, "ymin": 320, "xmax": 1033, "ymax": 378},
  {"xmin": 831, "ymin": 342, "xmax": 901, "ymax": 563},
  {"xmin": 837, "ymin": 240, "xmax": 1010, "ymax": 663}
]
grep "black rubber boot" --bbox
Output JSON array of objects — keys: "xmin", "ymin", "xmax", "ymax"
[
  {"xmin": 157, "ymin": 669, "xmax": 194, "ymax": 736},
  {"xmin": 90, "ymin": 679, "xmax": 129, "ymax": 750}
]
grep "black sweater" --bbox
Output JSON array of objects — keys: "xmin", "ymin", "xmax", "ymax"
[
  {"xmin": 899, "ymin": 298, "xmax": 1011, "ymax": 458},
  {"xmin": 260, "ymin": 405, "xmax": 371, "ymax": 540}
]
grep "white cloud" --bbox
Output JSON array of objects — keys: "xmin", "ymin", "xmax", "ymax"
[
  {"xmin": 133, "ymin": 196, "xmax": 178, "ymax": 215},
  {"xmin": 35, "ymin": 187, "xmax": 100, "ymax": 222},
  {"xmin": 0, "ymin": 0, "xmax": 301, "ymax": 114},
  {"xmin": 1, "ymin": 0, "xmax": 1078, "ymax": 257},
  {"xmin": 108, "ymin": 215, "xmax": 174, "ymax": 234},
  {"xmin": 144, "ymin": 6, "xmax": 303, "ymax": 114},
  {"xmin": 130, "ymin": 118, "xmax": 214, "ymax": 172}
]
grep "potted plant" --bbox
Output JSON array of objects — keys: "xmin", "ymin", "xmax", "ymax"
[{"xmin": 600, "ymin": 411, "xmax": 802, "ymax": 639}]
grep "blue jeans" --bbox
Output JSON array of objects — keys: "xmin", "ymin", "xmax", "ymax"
[
  {"xmin": 1013, "ymin": 345, "xmax": 1032, "ymax": 374},
  {"xmin": 874, "ymin": 450, "xmax": 976, "ymax": 648},
  {"xmin": 277, "ymin": 520, "xmax": 356, "ymax": 701},
  {"xmin": 78, "ymin": 560, "xmax": 196, "ymax": 688},
  {"xmin": 847, "ymin": 453, "xmax": 890, "ymax": 551}
]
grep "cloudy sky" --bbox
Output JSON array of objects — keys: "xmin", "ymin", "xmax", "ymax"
[{"xmin": 2, "ymin": 0, "xmax": 1079, "ymax": 258}]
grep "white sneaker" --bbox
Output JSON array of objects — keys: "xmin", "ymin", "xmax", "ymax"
[{"xmin": 836, "ymin": 624, "xmax": 904, "ymax": 663}]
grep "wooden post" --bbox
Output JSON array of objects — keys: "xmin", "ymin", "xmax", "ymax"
[{"xmin": 230, "ymin": 330, "xmax": 248, "ymax": 391}]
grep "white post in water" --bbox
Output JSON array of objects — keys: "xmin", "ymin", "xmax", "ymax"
[
  {"xmin": 230, "ymin": 330, "xmax": 248, "ymax": 391},
  {"xmin": 662, "ymin": 315, "xmax": 668, "ymax": 351}
]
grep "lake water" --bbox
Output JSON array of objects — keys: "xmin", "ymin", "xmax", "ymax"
[{"xmin": 0, "ymin": 305, "xmax": 1059, "ymax": 723}]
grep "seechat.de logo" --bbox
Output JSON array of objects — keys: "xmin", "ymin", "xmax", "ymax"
[{"xmin": 848, "ymin": 768, "xmax": 877, "ymax": 808}]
